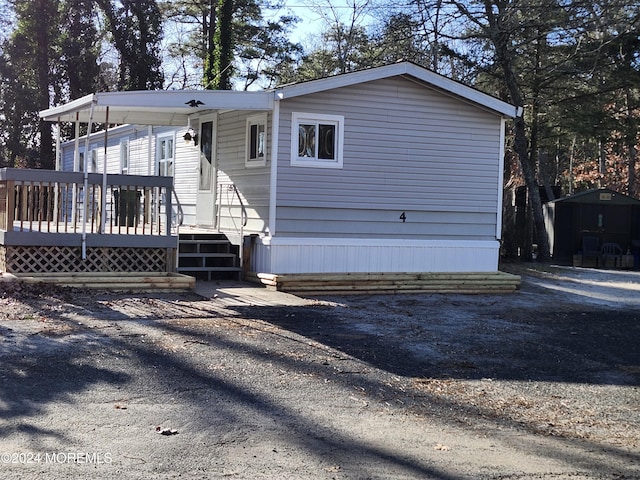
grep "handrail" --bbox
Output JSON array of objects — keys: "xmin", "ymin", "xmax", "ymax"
[
  {"xmin": 216, "ymin": 182, "xmax": 247, "ymax": 278},
  {"xmin": 171, "ymin": 188, "xmax": 184, "ymax": 231},
  {"xmin": 231, "ymin": 184, "xmax": 248, "ymax": 228},
  {"xmin": 231, "ymin": 184, "xmax": 247, "ymax": 278}
]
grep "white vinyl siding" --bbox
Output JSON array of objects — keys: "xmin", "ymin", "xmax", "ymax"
[
  {"xmin": 60, "ymin": 125, "xmax": 200, "ymax": 226},
  {"xmin": 275, "ymin": 77, "xmax": 503, "ymax": 241},
  {"xmin": 216, "ymin": 110, "xmax": 271, "ymax": 235},
  {"xmin": 251, "ymin": 237, "xmax": 500, "ymax": 274}
]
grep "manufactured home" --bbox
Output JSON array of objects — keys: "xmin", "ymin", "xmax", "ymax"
[{"xmin": 17, "ymin": 62, "xmax": 521, "ymax": 291}]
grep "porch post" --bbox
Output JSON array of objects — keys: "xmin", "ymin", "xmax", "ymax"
[
  {"xmin": 268, "ymin": 93, "xmax": 281, "ymax": 237},
  {"xmin": 81, "ymin": 101, "xmax": 95, "ymax": 259},
  {"xmin": 100, "ymin": 107, "xmax": 109, "ymax": 234},
  {"xmin": 71, "ymin": 113, "xmax": 80, "ymax": 225}
]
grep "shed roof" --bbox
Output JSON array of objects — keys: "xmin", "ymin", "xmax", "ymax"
[
  {"xmin": 40, "ymin": 62, "xmax": 520, "ymax": 126},
  {"xmin": 551, "ymin": 188, "xmax": 640, "ymax": 206}
]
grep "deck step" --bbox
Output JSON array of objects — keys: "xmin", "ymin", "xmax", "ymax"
[
  {"xmin": 178, "ymin": 253, "xmax": 237, "ymax": 258},
  {"xmin": 177, "ymin": 233, "xmax": 241, "ymax": 281},
  {"xmin": 246, "ymin": 271, "xmax": 521, "ymax": 295},
  {"xmin": 13, "ymin": 272, "xmax": 195, "ymax": 292},
  {"xmin": 177, "ymin": 267, "xmax": 241, "ymax": 273}
]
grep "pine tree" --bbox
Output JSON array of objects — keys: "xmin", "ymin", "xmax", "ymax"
[
  {"xmin": 0, "ymin": 0, "xmax": 59, "ymax": 169},
  {"xmin": 96, "ymin": 0, "xmax": 164, "ymax": 90}
]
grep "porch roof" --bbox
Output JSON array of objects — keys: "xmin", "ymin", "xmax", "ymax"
[{"xmin": 40, "ymin": 90, "xmax": 274, "ymax": 125}]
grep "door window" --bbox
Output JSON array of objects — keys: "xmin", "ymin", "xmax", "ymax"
[{"xmin": 199, "ymin": 120, "xmax": 214, "ymax": 191}]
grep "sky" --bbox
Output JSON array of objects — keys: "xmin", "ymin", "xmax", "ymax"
[{"xmin": 264, "ymin": 0, "xmax": 381, "ymax": 45}]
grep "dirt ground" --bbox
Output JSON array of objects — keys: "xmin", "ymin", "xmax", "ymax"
[{"xmin": 0, "ymin": 263, "xmax": 639, "ymax": 479}]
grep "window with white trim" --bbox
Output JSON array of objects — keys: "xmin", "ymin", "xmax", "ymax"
[
  {"xmin": 246, "ymin": 114, "xmax": 267, "ymax": 167},
  {"xmin": 157, "ymin": 134, "xmax": 174, "ymax": 177},
  {"xmin": 291, "ymin": 112, "xmax": 344, "ymax": 168},
  {"xmin": 120, "ymin": 139, "xmax": 130, "ymax": 174}
]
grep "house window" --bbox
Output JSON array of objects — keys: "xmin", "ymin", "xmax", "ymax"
[
  {"xmin": 291, "ymin": 112, "xmax": 344, "ymax": 168},
  {"xmin": 157, "ymin": 135, "xmax": 174, "ymax": 177},
  {"xmin": 120, "ymin": 139, "xmax": 129, "ymax": 174},
  {"xmin": 246, "ymin": 114, "xmax": 267, "ymax": 167}
]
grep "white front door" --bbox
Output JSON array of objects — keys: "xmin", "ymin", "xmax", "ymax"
[{"xmin": 196, "ymin": 114, "xmax": 217, "ymax": 226}]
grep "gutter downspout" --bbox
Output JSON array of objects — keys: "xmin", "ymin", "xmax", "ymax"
[
  {"xmin": 81, "ymin": 101, "xmax": 95, "ymax": 260},
  {"xmin": 54, "ymin": 118, "xmax": 61, "ymax": 223},
  {"xmin": 55, "ymin": 119, "xmax": 61, "ymax": 171}
]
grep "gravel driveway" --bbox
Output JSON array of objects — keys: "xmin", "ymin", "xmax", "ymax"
[{"xmin": 0, "ymin": 264, "xmax": 639, "ymax": 479}]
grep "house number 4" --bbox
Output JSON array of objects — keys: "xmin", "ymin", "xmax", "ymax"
[{"xmin": 400, "ymin": 212, "xmax": 406, "ymax": 222}]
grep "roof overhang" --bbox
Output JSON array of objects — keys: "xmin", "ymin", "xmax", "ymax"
[
  {"xmin": 40, "ymin": 90, "xmax": 275, "ymax": 125},
  {"xmin": 276, "ymin": 62, "xmax": 521, "ymax": 118},
  {"xmin": 41, "ymin": 63, "xmax": 520, "ymax": 127}
]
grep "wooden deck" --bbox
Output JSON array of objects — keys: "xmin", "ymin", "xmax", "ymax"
[
  {"xmin": 0, "ymin": 168, "xmax": 179, "ymax": 276},
  {"xmin": 247, "ymin": 271, "xmax": 522, "ymax": 295}
]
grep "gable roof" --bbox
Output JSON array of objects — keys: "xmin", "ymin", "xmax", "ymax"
[
  {"xmin": 276, "ymin": 62, "xmax": 521, "ymax": 118},
  {"xmin": 40, "ymin": 62, "xmax": 519, "ymax": 126}
]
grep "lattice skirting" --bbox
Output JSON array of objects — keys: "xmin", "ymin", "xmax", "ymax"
[{"xmin": 0, "ymin": 245, "xmax": 171, "ymax": 273}]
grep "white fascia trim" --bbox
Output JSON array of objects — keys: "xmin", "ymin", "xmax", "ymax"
[
  {"xmin": 91, "ymin": 90, "xmax": 274, "ymax": 110},
  {"xmin": 260, "ymin": 237, "xmax": 499, "ymax": 248},
  {"xmin": 40, "ymin": 93, "xmax": 96, "ymax": 121}
]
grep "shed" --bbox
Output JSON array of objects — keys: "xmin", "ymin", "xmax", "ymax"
[{"xmin": 544, "ymin": 188, "xmax": 640, "ymax": 266}]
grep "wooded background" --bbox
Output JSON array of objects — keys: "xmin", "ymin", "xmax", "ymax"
[{"xmin": 0, "ymin": 0, "xmax": 638, "ymax": 260}]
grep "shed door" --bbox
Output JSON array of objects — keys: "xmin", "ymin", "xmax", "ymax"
[{"xmin": 196, "ymin": 114, "xmax": 217, "ymax": 226}]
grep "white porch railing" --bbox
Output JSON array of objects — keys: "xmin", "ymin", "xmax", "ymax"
[{"xmin": 0, "ymin": 168, "xmax": 176, "ymax": 244}]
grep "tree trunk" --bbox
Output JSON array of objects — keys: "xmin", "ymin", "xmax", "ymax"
[
  {"xmin": 203, "ymin": 0, "xmax": 216, "ymax": 89},
  {"xmin": 214, "ymin": 0, "xmax": 234, "ymax": 90},
  {"xmin": 36, "ymin": 0, "xmax": 54, "ymax": 169},
  {"xmin": 514, "ymin": 116, "xmax": 550, "ymax": 260},
  {"xmin": 625, "ymin": 86, "xmax": 637, "ymax": 197},
  {"xmin": 483, "ymin": 0, "xmax": 550, "ymax": 261}
]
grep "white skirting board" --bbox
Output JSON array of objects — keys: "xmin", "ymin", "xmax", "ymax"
[{"xmin": 250, "ymin": 237, "xmax": 500, "ymax": 274}]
